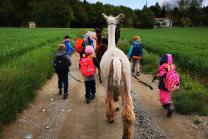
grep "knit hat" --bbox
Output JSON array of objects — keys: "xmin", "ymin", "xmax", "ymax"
[{"xmin": 133, "ymin": 36, "xmax": 141, "ymax": 41}]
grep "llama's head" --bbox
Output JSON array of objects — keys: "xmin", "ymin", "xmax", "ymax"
[{"xmin": 102, "ymin": 13, "xmax": 125, "ymax": 25}]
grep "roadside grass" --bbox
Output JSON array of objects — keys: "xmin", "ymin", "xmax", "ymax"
[
  {"xmin": 121, "ymin": 27, "xmax": 208, "ymax": 86},
  {"xmin": 0, "ymin": 28, "xmax": 80, "ymax": 130},
  {"xmin": 0, "ymin": 43, "xmax": 56, "ymax": 128}
]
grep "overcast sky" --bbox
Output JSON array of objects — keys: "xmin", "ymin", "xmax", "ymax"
[{"xmin": 87, "ymin": 0, "xmax": 208, "ymax": 9}]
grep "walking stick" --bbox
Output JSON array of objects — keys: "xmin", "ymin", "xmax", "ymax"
[{"xmin": 133, "ymin": 75, "xmax": 153, "ymax": 90}]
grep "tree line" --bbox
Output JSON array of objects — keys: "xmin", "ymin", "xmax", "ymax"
[{"xmin": 0, "ymin": 0, "xmax": 207, "ymax": 28}]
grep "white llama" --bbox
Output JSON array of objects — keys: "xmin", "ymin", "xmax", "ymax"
[{"xmin": 100, "ymin": 13, "xmax": 135, "ymax": 139}]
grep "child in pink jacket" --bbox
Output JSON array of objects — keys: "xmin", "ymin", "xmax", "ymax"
[{"xmin": 157, "ymin": 54, "xmax": 175, "ymax": 117}]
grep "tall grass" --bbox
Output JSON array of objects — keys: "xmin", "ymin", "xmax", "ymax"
[
  {"xmin": 121, "ymin": 27, "xmax": 208, "ymax": 85},
  {"xmin": 0, "ymin": 28, "xmax": 83, "ymax": 130},
  {"xmin": 0, "ymin": 44, "xmax": 56, "ymax": 127}
]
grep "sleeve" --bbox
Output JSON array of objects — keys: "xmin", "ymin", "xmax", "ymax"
[
  {"xmin": 69, "ymin": 42, "xmax": 75, "ymax": 52},
  {"xmin": 65, "ymin": 43, "xmax": 70, "ymax": 55},
  {"xmin": 157, "ymin": 64, "xmax": 167, "ymax": 78},
  {"xmin": 127, "ymin": 45, "xmax": 133, "ymax": 57},
  {"xmin": 93, "ymin": 57, "xmax": 100, "ymax": 69}
]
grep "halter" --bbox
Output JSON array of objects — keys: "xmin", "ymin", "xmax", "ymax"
[{"xmin": 108, "ymin": 23, "xmax": 117, "ymax": 26}]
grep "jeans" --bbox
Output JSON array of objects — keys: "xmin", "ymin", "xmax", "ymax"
[
  {"xmin": 57, "ymin": 72, "xmax": 68, "ymax": 95},
  {"xmin": 84, "ymin": 80, "xmax": 96, "ymax": 99}
]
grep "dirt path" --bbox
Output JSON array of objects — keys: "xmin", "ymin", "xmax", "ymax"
[{"xmin": 1, "ymin": 54, "xmax": 207, "ymax": 139}]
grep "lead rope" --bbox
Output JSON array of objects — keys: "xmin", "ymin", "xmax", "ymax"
[{"xmin": 69, "ymin": 72, "xmax": 84, "ymax": 83}]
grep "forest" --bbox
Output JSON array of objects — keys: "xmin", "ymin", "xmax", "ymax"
[{"xmin": 0, "ymin": 0, "xmax": 208, "ymax": 28}]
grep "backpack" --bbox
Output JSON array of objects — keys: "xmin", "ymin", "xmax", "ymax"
[
  {"xmin": 163, "ymin": 64, "xmax": 180, "ymax": 92},
  {"xmin": 54, "ymin": 54, "xmax": 68, "ymax": 73},
  {"xmin": 132, "ymin": 44, "xmax": 143, "ymax": 60},
  {"xmin": 80, "ymin": 57, "xmax": 96, "ymax": 77},
  {"xmin": 75, "ymin": 38, "xmax": 84, "ymax": 53}
]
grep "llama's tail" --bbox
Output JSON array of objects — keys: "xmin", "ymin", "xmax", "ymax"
[{"xmin": 112, "ymin": 57, "xmax": 122, "ymax": 87}]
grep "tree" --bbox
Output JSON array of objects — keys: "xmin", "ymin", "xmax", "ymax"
[
  {"xmin": 161, "ymin": 6, "xmax": 167, "ymax": 17},
  {"xmin": 150, "ymin": 2, "xmax": 162, "ymax": 17},
  {"xmin": 34, "ymin": 0, "xmax": 74, "ymax": 27},
  {"xmin": 138, "ymin": 8, "xmax": 155, "ymax": 29}
]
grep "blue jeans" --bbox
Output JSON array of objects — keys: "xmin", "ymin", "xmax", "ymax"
[{"xmin": 57, "ymin": 72, "xmax": 68, "ymax": 95}]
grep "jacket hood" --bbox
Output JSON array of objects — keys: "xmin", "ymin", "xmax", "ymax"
[
  {"xmin": 132, "ymin": 40, "xmax": 140, "ymax": 45},
  {"xmin": 160, "ymin": 53, "xmax": 173, "ymax": 65},
  {"xmin": 166, "ymin": 54, "xmax": 173, "ymax": 64}
]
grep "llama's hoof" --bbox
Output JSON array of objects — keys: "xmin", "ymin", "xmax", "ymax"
[
  {"xmin": 115, "ymin": 107, "xmax": 120, "ymax": 111},
  {"xmin": 86, "ymin": 99, "xmax": 90, "ymax": 104},
  {"xmin": 109, "ymin": 120, "xmax": 114, "ymax": 124}
]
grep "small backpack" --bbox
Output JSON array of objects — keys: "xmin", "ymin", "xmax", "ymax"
[
  {"xmin": 164, "ymin": 64, "xmax": 180, "ymax": 92},
  {"xmin": 75, "ymin": 38, "xmax": 84, "ymax": 53},
  {"xmin": 54, "ymin": 55, "xmax": 68, "ymax": 73},
  {"xmin": 80, "ymin": 57, "xmax": 96, "ymax": 77},
  {"xmin": 132, "ymin": 44, "xmax": 143, "ymax": 60}
]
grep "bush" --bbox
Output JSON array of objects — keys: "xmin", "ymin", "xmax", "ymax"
[
  {"xmin": 117, "ymin": 38, "xmax": 130, "ymax": 54},
  {"xmin": 173, "ymin": 89, "xmax": 206, "ymax": 114},
  {"xmin": 172, "ymin": 74, "xmax": 208, "ymax": 115},
  {"xmin": 180, "ymin": 17, "xmax": 193, "ymax": 27},
  {"xmin": 141, "ymin": 50, "xmax": 159, "ymax": 74}
]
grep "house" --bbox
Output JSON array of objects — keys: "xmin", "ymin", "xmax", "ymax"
[
  {"xmin": 28, "ymin": 22, "xmax": 36, "ymax": 28},
  {"xmin": 155, "ymin": 18, "xmax": 172, "ymax": 28}
]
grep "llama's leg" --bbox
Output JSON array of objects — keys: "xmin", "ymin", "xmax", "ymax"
[
  {"xmin": 105, "ymin": 93, "xmax": 116, "ymax": 123},
  {"xmin": 98, "ymin": 69, "xmax": 102, "ymax": 83},
  {"xmin": 121, "ymin": 93, "xmax": 135, "ymax": 139}
]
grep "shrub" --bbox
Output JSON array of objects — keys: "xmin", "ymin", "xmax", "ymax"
[
  {"xmin": 173, "ymin": 89, "xmax": 206, "ymax": 114},
  {"xmin": 141, "ymin": 50, "xmax": 159, "ymax": 74}
]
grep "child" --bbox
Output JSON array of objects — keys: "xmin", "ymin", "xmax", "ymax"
[
  {"xmin": 157, "ymin": 54, "xmax": 179, "ymax": 117},
  {"xmin": 128, "ymin": 36, "xmax": 143, "ymax": 76},
  {"xmin": 75, "ymin": 35, "xmax": 94, "ymax": 58},
  {"xmin": 54, "ymin": 44, "xmax": 72, "ymax": 99},
  {"xmin": 63, "ymin": 35, "xmax": 75, "ymax": 57},
  {"xmin": 79, "ymin": 45, "xmax": 100, "ymax": 104}
]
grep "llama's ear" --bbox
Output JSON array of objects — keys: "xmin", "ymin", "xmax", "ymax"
[
  {"xmin": 116, "ymin": 13, "xmax": 125, "ymax": 21},
  {"xmin": 102, "ymin": 13, "xmax": 108, "ymax": 20}
]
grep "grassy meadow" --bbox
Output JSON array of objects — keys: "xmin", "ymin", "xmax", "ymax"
[
  {"xmin": 0, "ymin": 28, "xmax": 86, "ymax": 129},
  {"xmin": 0, "ymin": 27, "xmax": 208, "ymax": 130}
]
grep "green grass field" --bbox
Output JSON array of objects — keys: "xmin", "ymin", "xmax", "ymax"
[
  {"xmin": 0, "ymin": 27, "xmax": 208, "ymax": 129},
  {"xmin": 121, "ymin": 27, "xmax": 208, "ymax": 84}
]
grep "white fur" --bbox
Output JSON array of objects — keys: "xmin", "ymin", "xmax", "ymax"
[
  {"xmin": 112, "ymin": 57, "xmax": 121, "ymax": 87},
  {"xmin": 100, "ymin": 14, "xmax": 135, "ymax": 139},
  {"xmin": 100, "ymin": 14, "xmax": 131, "ymax": 96}
]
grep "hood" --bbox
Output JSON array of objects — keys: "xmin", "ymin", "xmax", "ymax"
[
  {"xmin": 160, "ymin": 53, "xmax": 173, "ymax": 65},
  {"xmin": 166, "ymin": 54, "xmax": 173, "ymax": 64},
  {"xmin": 132, "ymin": 40, "xmax": 140, "ymax": 45}
]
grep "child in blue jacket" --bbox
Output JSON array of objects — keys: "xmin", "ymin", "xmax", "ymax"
[
  {"xmin": 64, "ymin": 35, "xmax": 75, "ymax": 56},
  {"xmin": 128, "ymin": 36, "xmax": 143, "ymax": 75}
]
